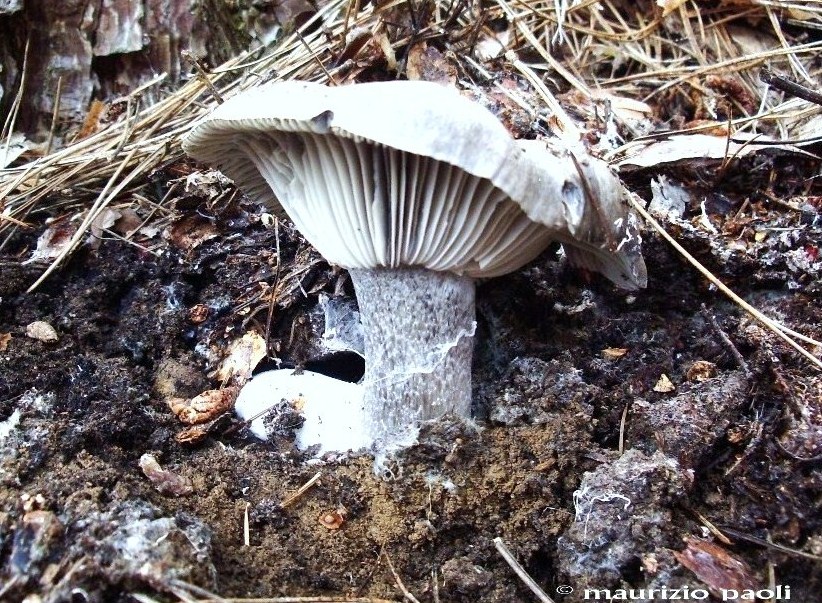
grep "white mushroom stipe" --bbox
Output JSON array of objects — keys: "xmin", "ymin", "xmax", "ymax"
[{"xmin": 350, "ymin": 267, "xmax": 476, "ymax": 445}]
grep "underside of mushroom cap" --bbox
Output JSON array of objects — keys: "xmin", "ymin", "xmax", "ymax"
[
  {"xmin": 183, "ymin": 80, "xmax": 646, "ymax": 286},
  {"xmin": 183, "ymin": 80, "xmax": 554, "ymax": 278}
]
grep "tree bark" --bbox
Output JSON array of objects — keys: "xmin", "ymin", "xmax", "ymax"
[{"xmin": 0, "ymin": 1, "xmax": 289, "ymax": 139}]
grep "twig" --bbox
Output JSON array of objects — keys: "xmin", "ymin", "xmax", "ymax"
[
  {"xmin": 382, "ymin": 551, "xmax": 421, "ymax": 603},
  {"xmin": 182, "ymin": 50, "xmax": 225, "ymax": 104},
  {"xmin": 618, "ymin": 403, "xmax": 629, "ymax": 454},
  {"xmin": 630, "ymin": 198, "xmax": 822, "ymax": 371},
  {"xmin": 760, "ymin": 66, "xmax": 822, "ymax": 107},
  {"xmin": 718, "ymin": 527, "xmax": 822, "ymax": 562},
  {"xmin": 493, "ymin": 537, "xmax": 556, "ymax": 603},
  {"xmin": 692, "ymin": 510, "xmax": 733, "ymax": 545},
  {"xmin": 279, "ymin": 471, "xmax": 322, "ymax": 509},
  {"xmin": 699, "ymin": 304, "xmax": 751, "ymax": 378}
]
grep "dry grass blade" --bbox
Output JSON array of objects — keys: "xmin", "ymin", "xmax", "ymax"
[{"xmin": 279, "ymin": 471, "xmax": 323, "ymax": 509}]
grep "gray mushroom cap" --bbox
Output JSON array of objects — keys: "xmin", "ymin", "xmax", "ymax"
[{"xmin": 182, "ymin": 80, "xmax": 646, "ymax": 288}]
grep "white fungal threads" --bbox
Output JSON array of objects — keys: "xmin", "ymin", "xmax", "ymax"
[{"xmin": 350, "ymin": 267, "xmax": 476, "ymax": 445}]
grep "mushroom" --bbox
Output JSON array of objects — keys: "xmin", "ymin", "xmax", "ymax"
[{"xmin": 182, "ymin": 80, "xmax": 645, "ymax": 448}]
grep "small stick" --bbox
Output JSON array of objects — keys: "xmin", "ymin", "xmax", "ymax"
[
  {"xmin": 279, "ymin": 471, "xmax": 322, "ymax": 509},
  {"xmin": 760, "ymin": 67, "xmax": 822, "ymax": 107},
  {"xmin": 693, "ymin": 510, "xmax": 733, "ymax": 545},
  {"xmin": 699, "ymin": 304, "xmax": 751, "ymax": 378},
  {"xmin": 630, "ymin": 197, "xmax": 822, "ymax": 371},
  {"xmin": 182, "ymin": 50, "xmax": 225, "ymax": 104},
  {"xmin": 493, "ymin": 537, "xmax": 556, "ymax": 603},
  {"xmin": 618, "ymin": 403, "xmax": 629, "ymax": 454},
  {"xmin": 45, "ymin": 76, "xmax": 63, "ymax": 157},
  {"xmin": 244, "ymin": 502, "xmax": 251, "ymax": 546},
  {"xmin": 382, "ymin": 551, "xmax": 421, "ymax": 603},
  {"xmin": 718, "ymin": 526, "xmax": 822, "ymax": 562}
]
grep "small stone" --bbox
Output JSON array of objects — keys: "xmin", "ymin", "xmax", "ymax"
[{"xmin": 25, "ymin": 321, "xmax": 58, "ymax": 343}]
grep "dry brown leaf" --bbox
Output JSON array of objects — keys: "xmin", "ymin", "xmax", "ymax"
[
  {"xmin": 25, "ymin": 217, "xmax": 77, "ymax": 264},
  {"xmin": 215, "ymin": 331, "xmax": 268, "ymax": 382},
  {"xmin": 0, "ymin": 332, "xmax": 10, "ymax": 351},
  {"xmin": 406, "ymin": 42, "xmax": 457, "ymax": 86},
  {"xmin": 674, "ymin": 537, "xmax": 758, "ymax": 594},
  {"xmin": 602, "ymin": 347, "xmax": 629, "ymax": 360},
  {"xmin": 188, "ymin": 304, "xmax": 210, "ymax": 324},
  {"xmin": 687, "ymin": 360, "xmax": 717, "ymax": 382},
  {"xmin": 76, "ymin": 99, "xmax": 107, "ymax": 140},
  {"xmin": 88, "ymin": 207, "xmax": 123, "ymax": 248},
  {"xmin": 167, "ymin": 387, "xmax": 238, "ymax": 425},
  {"xmin": 165, "ymin": 214, "xmax": 220, "ymax": 252},
  {"xmin": 653, "ymin": 374, "xmax": 676, "ymax": 393}
]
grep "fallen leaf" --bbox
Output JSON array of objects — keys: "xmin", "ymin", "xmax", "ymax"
[
  {"xmin": 165, "ymin": 214, "xmax": 220, "ymax": 252},
  {"xmin": 1, "ymin": 132, "xmax": 29, "ymax": 168},
  {"xmin": 687, "ymin": 360, "xmax": 717, "ymax": 382},
  {"xmin": 602, "ymin": 347, "xmax": 628, "ymax": 360},
  {"xmin": 215, "ymin": 331, "xmax": 268, "ymax": 382},
  {"xmin": 475, "ymin": 28, "xmax": 510, "ymax": 61},
  {"xmin": 674, "ymin": 537, "xmax": 758, "ymax": 594},
  {"xmin": 653, "ymin": 374, "xmax": 675, "ymax": 393},
  {"xmin": 406, "ymin": 42, "xmax": 457, "ymax": 86},
  {"xmin": 619, "ymin": 133, "xmax": 810, "ymax": 169},
  {"xmin": 88, "ymin": 207, "xmax": 123, "ymax": 248},
  {"xmin": 76, "ymin": 99, "xmax": 107, "ymax": 140},
  {"xmin": 0, "ymin": 332, "xmax": 10, "ymax": 351},
  {"xmin": 167, "ymin": 387, "xmax": 238, "ymax": 425},
  {"xmin": 24, "ymin": 217, "xmax": 77, "ymax": 264},
  {"xmin": 188, "ymin": 304, "xmax": 210, "ymax": 324}
]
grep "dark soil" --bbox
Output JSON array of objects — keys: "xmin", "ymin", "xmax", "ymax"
[{"xmin": 1, "ymin": 182, "xmax": 821, "ymax": 602}]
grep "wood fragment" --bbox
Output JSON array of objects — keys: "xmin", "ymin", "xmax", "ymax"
[
  {"xmin": 279, "ymin": 471, "xmax": 322, "ymax": 509},
  {"xmin": 699, "ymin": 304, "xmax": 751, "ymax": 378},
  {"xmin": 760, "ymin": 66, "xmax": 822, "ymax": 107}
]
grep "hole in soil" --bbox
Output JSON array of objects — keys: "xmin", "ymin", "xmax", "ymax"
[
  {"xmin": 252, "ymin": 351, "xmax": 365, "ymax": 383},
  {"xmin": 305, "ymin": 352, "xmax": 365, "ymax": 383},
  {"xmin": 525, "ymin": 546, "xmax": 555, "ymax": 591},
  {"xmin": 621, "ymin": 555, "xmax": 645, "ymax": 585}
]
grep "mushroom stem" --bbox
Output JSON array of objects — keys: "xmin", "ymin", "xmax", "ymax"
[{"xmin": 348, "ymin": 267, "xmax": 476, "ymax": 445}]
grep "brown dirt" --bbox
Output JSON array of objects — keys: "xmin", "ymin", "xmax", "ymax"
[{"xmin": 1, "ymin": 183, "xmax": 821, "ymax": 603}]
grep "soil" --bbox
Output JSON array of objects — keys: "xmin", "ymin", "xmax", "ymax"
[{"xmin": 1, "ymin": 167, "xmax": 821, "ymax": 603}]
